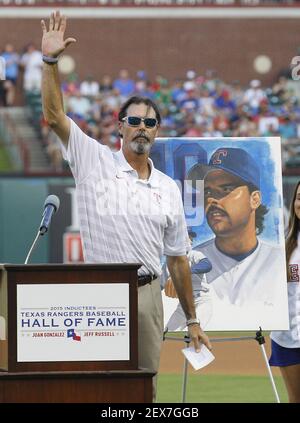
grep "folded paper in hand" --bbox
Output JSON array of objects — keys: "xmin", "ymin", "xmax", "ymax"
[{"xmin": 181, "ymin": 345, "xmax": 215, "ymax": 370}]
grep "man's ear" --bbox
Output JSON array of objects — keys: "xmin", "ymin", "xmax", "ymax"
[{"xmin": 250, "ymin": 190, "xmax": 261, "ymax": 210}]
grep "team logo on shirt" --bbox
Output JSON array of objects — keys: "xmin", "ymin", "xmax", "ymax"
[
  {"xmin": 153, "ymin": 192, "xmax": 162, "ymax": 205},
  {"xmin": 289, "ymin": 264, "xmax": 299, "ymax": 282}
]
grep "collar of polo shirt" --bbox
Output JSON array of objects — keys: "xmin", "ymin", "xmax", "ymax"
[{"xmin": 114, "ymin": 150, "xmax": 160, "ymax": 188}]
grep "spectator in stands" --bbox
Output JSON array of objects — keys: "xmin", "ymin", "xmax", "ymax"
[
  {"xmin": 101, "ymin": 89, "xmax": 122, "ymax": 113},
  {"xmin": 62, "ymin": 72, "xmax": 80, "ymax": 97},
  {"xmin": 113, "ymin": 69, "xmax": 135, "ymax": 98},
  {"xmin": 272, "ymin": 76, "xmax": 289, "ymax": 105},
  {"xmin": 243, "ymin": 79, "xmax": 266, "ymax": 113},
  {"xmin": 67, "ymin": 91, "xmax": 91, "ymax": 121},
  {"xmin": 204, "ymin": 69, "xmax": 218, "ymax": 94},
  {"xmin": 99, "ymin": 74, "xmax": 113, "ymax": 93},
  {"xmin": 183, "ymin": 115, "xmax": 203, "ymax": 137},
  {"xmin": 154, "ymin": 78, "xmax": 172, "ymax": 108},
  {"xmin": 256, "ymin": 98, "xmax": 279, "ymax": 134},
  {"xmin": 80, "ymin": 75, "xmax": 99, "ymax": 98},
  {"xmin": 213, "ymin": 110, "xmax": 230, "ymax": 134},
  {"xmin": 20, "ymin": 43, "xmax": 43, "ymax": 93},
  {"xmin": 199, "ymin": 85, "xmax": 215, "ymax": 117},
  {"xmin": 279, "ymin": 115, "xmax": 297, "ymax": 139},
  {"xmin": 230, "ymin": 80, "xmax": 245, "ymax": 107},
  {"xmin": 179, "ymin": 81, "xmax": 200, "ymax": 111},
  {"xmin": 214, "ymin": 87, "xmax": 236, "ymax": 112},
  {"xmin": 0, "ymin": 43, "xmax": 19, "ymax": 106},
  {"xmin": 90, "ymin": 94, "xmax": 103, "ymax": 124},
  {"xmin": 135, "ymin": 70, "xmax": 153, "ymax": 98},
  {"xmin": 171, "ymin": 79, "xmax": 185, "ymax": 104}
]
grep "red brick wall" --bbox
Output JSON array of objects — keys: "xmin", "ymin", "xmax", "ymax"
[{"xmin": 0, "ymin": 17, "xmax": 298, "ymax": 86}]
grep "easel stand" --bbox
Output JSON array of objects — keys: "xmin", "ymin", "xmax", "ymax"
[{"xmin": 164, "ymin": 328, "xmax": 280, "ymax": 403}]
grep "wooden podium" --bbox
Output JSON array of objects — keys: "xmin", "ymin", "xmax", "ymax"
[{"xmin": 0, "ymin": 264, "xmax": 153, "ymax": 403}]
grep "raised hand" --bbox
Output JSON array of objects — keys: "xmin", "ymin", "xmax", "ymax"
[{"xmin": 41, "ymin": 11, "xmax": 76, "ymax": 58}]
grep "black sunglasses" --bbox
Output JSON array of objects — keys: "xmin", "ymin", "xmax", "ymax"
[{"xmin": 122, "ymin": 116, "xmax": 158, "ymax": 128}]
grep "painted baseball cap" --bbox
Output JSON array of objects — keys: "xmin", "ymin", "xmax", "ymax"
[{"xmin": 187, "ymin": 147, "xmax": 260, "ymax": 189}]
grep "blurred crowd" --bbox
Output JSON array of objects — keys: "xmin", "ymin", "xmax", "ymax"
[{"xmin": 1, "ymin": 42, "xmax": 300, "ymax": 172}]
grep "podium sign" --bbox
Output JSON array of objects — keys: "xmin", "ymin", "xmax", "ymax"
[
  {"xmin": 17, "ymin": 283, "xmax": 129, "ymax": 362},
  {"xmin": 0, "ymin": 263, "xmax": 139, "ymax": 372}
]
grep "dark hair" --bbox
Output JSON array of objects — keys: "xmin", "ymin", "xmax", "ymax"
[
  {"xmin": 247, "ymin": 183, "xmax": 269, "ymax": 235},
  {"xmin": 118, "ymin": 96, "xmax": 161, "ymax": 125},
  {"xmin": 286, "ymin": 180, "xmax": 300, "ymax": 278}
]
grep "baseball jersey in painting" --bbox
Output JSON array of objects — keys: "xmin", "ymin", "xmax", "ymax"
[
  {"xmin": 161, "ymin": 249, "xmax": 213, "ymax": 331},
  {"xmin": 195, "ymin": 238, "xmax": 286, "ymax": 306},
  {"xmin": 61, "ymin": 118, "xmax": 189, "ymax": 276},
  {"xmin": 161, "ymin": 249, "xmax": 210, "ymax": 295}
]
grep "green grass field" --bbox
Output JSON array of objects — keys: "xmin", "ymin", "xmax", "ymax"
[
  {"xmin": 157, "ymin": 374, "xmax": 288, "ymax": 403},
  {"xmin": 0, "ymin": 145, "xmax": 12, "ymax": 171}
]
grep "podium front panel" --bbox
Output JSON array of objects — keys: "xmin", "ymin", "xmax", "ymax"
[{"xmin": 0, "ymin": 264, "xmax": 139, "ymax": 373}]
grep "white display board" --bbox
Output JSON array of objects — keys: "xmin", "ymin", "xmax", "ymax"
[
  {"xmin": 17, "ymin": 283, "xmax": 129, "ymax": 362},
  {"xmin": 152, "ymin": 137, "xmax": 289, "ymax": 331}
]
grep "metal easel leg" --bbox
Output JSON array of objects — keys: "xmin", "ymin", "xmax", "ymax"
[
  {"xmin": 255, "ymin": 328, "xmax": 280, "ymax": 403},
  {"xmin": 181, "ymin": 335, "xmax": 190, "ymax": 403}
]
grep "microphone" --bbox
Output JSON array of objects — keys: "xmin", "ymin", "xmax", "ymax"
[
  {"xmin": 25, "ymin": 195, "xmax": 60, "ymax": 264},
  {"xmin": 39, "ymin": 195, "xmax": 60, "ymax": 235}
]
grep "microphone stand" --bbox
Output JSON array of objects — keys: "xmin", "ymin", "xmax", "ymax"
[{"xmin": 24, "ymin": 229, "xmax": 42, "ymax": 264}]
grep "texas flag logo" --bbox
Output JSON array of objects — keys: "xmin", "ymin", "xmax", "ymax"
[{"xmin": 67, "ymin": 328, "xmax": 81, "ymax": 341}]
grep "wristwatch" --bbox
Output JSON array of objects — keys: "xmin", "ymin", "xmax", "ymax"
[{"xmin": 186, "ymin": 318, "xmax": 200, "ymax": 327}]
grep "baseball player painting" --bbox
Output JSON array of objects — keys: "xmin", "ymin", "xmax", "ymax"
[{"xmin": 187, "ymin": 146, "xmax": 288, "ymax": 330}]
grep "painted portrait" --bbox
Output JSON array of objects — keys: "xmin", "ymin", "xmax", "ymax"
[{"xmin": 151, "ymin": 137, "xmax": 289, "ymax": 331}]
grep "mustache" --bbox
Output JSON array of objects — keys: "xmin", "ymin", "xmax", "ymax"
[
  {"xmin": 206, "ymin": 204, "xmax": 228, "ymax": 218},
  {"xmin": 133, "ymin": 132, "xmax": 151, "ymax": 142}
]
